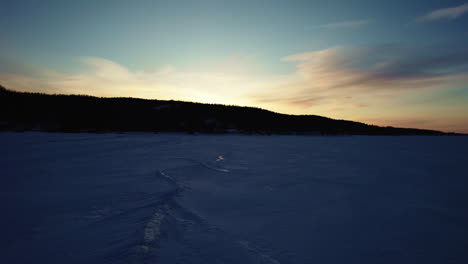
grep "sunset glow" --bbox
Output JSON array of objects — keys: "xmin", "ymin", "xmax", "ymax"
[{"xmin": 1, "ymin": 0, "xmax": 467, "ymax": 132}]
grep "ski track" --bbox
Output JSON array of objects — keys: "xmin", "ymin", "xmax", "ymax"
[
  {"xmin": 173, "ymin": 157, "xmax": 232, "ymax": 173},
  {"xmin": 131, "ymin": 157, "xmax": 281, "ymax": 264}
]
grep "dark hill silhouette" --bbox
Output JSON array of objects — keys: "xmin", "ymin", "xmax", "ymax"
[{"xmin": 0, "ymin": 85, "xmax": 454, "ymax": 135}]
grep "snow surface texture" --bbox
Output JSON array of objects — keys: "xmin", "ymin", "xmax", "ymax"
[{"xmin": 1, "ymin": 132, "xmax": 468, "ymax": 264}]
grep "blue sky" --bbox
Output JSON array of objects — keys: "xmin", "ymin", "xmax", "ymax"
[{"xmin": 1, "ymin": 0, "xmax": 468, "ymax": 132}]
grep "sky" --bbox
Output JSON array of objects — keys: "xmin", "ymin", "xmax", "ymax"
[{"xmin": 1, "ymin": 0, "xmax": 468, "ymax": 132}]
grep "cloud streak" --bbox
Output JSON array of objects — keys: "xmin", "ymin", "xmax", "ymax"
[
  {"xmin": 279, "ymin": 45, "xmax": 468, "ymax": 93},
  {"xmin": 317, "ymin": 20, "xmax": 370, "ymax": 29},
  {"xmin": 418, "ymin": 3, "xmax": 468, "ymax": 22},
  {"xmin": 253, "ymin": 44, "xmax": 468, "ymax": 132}
]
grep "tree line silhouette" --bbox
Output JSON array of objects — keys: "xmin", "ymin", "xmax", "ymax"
[{"xmin": 0, "ymin": 85, "xmax": 451, "ymax": 135}]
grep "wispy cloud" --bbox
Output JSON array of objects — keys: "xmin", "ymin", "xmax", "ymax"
[
  {"xmin": 418, "ymin": 3, "xmax": 468, "ymax": 22},
  {"xmin": 317, "ymin": 20, "xmax": 370, "ymax": 29},
  {"xmin": 279, "ymin": 45, "xmax": 468, "ymax": 94},
  {"xmin": 0, "ymin": 56, "xmax": 290, "ymax": 107},
  {"xmin": 252, "ymin": 44, "xmax": 468, "ymax": 131}
]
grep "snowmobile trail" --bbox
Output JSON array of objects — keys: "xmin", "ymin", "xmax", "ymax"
[{"xmin": 130, "ymin": 160, "xmax": 281, "ymax": 264}]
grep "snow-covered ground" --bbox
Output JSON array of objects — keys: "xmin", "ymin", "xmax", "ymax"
[{"xmin": 1, "ymin": 132, "xmax": 468, "ymax": 264}]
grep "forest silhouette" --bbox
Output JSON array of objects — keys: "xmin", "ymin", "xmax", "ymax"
[{"xmin": 0, "ymin": 85, "xmax": 454, "ymax": 135}]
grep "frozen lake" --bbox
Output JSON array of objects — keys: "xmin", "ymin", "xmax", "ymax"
[{"xmin": 1, "ymin": 132, "xmax": 468, "ymax": 264}]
